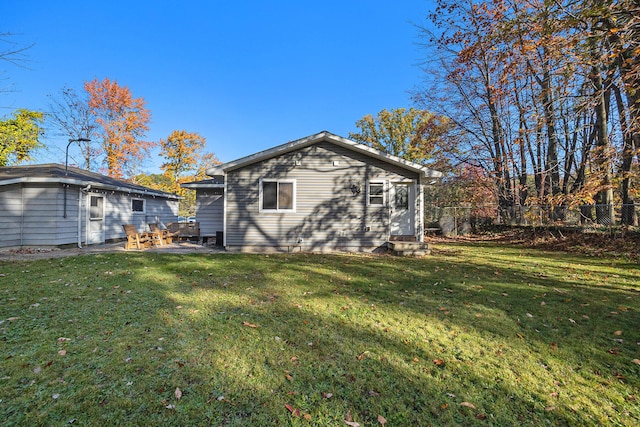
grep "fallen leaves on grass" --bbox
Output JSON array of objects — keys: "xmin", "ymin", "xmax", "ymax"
[
  {"xmin": 345, "ymin": 410, "xmax": 359, "ymax": 426},
  {"xmin": 284, "ymin": 403, "xmax": 301, "ymax": 417},
  {"xmin": 378, "ymin": 414, "xmax": 387, "ymax": 425},
  {"xmin": 632, "ymin": 359, "xmax": 640, "ymax": 365},
  {"xmin": 357, "ymin": 351, "xmax": 370, "ymax": 361},
  {"xmin": 242, "ymin": 321, "xmax": 258, "ymax": 328},
  {"xmin": 174, "ymin": 388, "xmax": 182, "ymax": 400},
  {"xmin": 460, "ymin": 402, "xmax": 476, "ymax": 409}
]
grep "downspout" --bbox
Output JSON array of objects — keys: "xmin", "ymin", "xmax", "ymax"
[
  {"xmin": 222, "ymin": 174, "xmax": 227, "ymax": 248},
  {"xmin": 77, "ymin": 185, "xmax": 91, "ymax": 248},
  {"xmin": 417, "ymin": 179, "xmax": 424, "ymax": 243},
  {"xmin": 20, "ymin": 183, "xmax": 25, "ymax": 246},
  {"xmin": 387, "ymin": 180, "xmax": 391, "ymax": 239}
]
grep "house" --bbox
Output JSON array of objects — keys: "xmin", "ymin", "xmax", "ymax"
[
  {"xmin": 0, "ymin": 164, "xmax": 180, "ymax": 249},
  {"xmin": 182, "ymin": 131, "xmax": 442, "ymax": 252}
]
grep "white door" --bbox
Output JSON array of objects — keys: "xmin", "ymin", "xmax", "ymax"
[
  {"xmin": 390, "ymin": 183, "xmax": 415, "ymax": 236},
  {"xmin": 86, "ymin": 195, "xmax": 105, "ymax": 245}
]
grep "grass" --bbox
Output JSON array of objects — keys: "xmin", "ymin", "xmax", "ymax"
[{"xmin": 0, "ymin": 242, "xmax": 638, "ymax": 426}]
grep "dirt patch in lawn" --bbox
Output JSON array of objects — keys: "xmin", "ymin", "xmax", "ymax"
[{"xmin": 0, "ymin": 241, "xmax": 221, "ymax": 262}]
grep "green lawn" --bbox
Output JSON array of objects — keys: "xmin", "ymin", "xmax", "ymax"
[{"xmin": 1, "ymin": 242, "xmax": 638, "ymax": 426}]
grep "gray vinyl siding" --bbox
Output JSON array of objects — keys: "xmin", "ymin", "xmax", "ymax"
[
  {"xmin": 143, "ymin": 197, "xmax": 180, "ymax": 230},
  {"xmin": 56, "ymin": 186, "xmax": 82, "ymax": 244},
  {"xmin": 195, "ymin": 188, "xmax": 223, "ymax": 237},
  {"xmin": 0, "ymin": 185, "xmax": 25, "ymax": 247},
  {"xmin": 103, "ymin": 193, "xmax": 179, "ymax": 241},
  {"xmin": 0, "ymin": 183, "xmax": 79, "ymax": 247},
  {"xmin": 0, "ymin": 183, "xmax": 178, "ymax": 249},
  {"xmin": 225, "ymin": 141, "xmax": 419, "ymax": 251}
]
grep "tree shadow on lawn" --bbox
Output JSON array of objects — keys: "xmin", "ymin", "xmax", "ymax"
[
  {"xmin": 3, "ymin": 251, "xmax": 635, "ymax": 426},
  {"xmin": 149, "ymin": 252, "xmax": 638, "ymax": 425},
  {"xmin": 437, "ymin": 240, "xmax": 640, "ymax": 286}
]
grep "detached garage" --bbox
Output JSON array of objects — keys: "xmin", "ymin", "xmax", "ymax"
[{"xmin": 0, "ymin": 164, "xmax": 180, "ymax": 249}]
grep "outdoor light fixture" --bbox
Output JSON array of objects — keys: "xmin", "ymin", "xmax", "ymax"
[
  {"xmin": 63, "ymin": 137, "xmax": 91, "ymax": 218},
  {"xmin": 350, "ymin": 184, "xmax": 361, "ymax": 195}
]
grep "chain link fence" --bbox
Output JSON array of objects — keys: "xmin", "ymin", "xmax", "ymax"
[{"xmin": 425, "ymin": 204, "xmax": 640, "ymax": 236}]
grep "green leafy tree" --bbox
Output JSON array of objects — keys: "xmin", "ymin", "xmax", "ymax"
[
  {"xmin": 348, "ymin": 108, "xmax": 451, "ymax": 166},
  {"xmin": 131, "ymin": 173, "xmax": 174, "ymax": 194},
  {"xmin": 0, "ymin": 108, "xmax": 44, "ymax": 166}
]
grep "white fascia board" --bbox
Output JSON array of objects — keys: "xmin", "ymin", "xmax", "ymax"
[
  {"xmin": 204, "ymin": 132, "xmax": 327, "ymax": 176},
  {"xmin": 181, "ymin": 182, "xmax": 225, "ymax": 189},
  {"xmin": 327, "ymin": 134, "xmax": 444, "ymax": 179},
  {"xmin": 0, "ymin": 177, "xmax": 180, "ymax": 200},
  {"xmin": 205, "ymin": 131, "xmax": 443, "ymax": 179}
]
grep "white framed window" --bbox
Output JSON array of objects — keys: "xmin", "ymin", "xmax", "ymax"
[
  {"xmin": 367, "ymin": 181, "xmax": 385, "ymax": 206},
  {"xmin": 132, "ymin": 198, "xmax": 145, "ymax": 213},
  {"xmin": 394, "ymin": 184, "xmax": 409, "ymax": 209},
  {"xmin": 260, "ymin": 179, "xmax": 296, "ymax": 212},
  {"xmin": 89, "ymin": 195, "xmax": 104, "ymax": 220}
]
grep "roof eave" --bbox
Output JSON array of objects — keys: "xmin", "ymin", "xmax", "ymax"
[
  {"xmin": 181, "ymin": 182, "xmax": 225, "ymax": 189},
  {"xmin": 205, "ymin": 131, "xmax": 443, "ymax": 178},
  {"xmin": 0, "ymin": 177, "xmax": 181, "ymax": 199}
]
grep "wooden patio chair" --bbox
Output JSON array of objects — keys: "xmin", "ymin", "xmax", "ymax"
[
  {"xmin": 148, "ymin": 223, "xmax": 178, "ymax": 244},
  {"xmin": 122, "ymin": 224, "xmax": 151, "ymax": 250}
]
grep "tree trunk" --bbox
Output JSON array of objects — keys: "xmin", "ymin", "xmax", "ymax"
[
  {"xmin": 613, "ymin": 83, "xmax": 637, "ymax": 225},
  {"xmin": 591, "ymin": 67, "xmax": 614, "ymax": 225},
  {"xmin": 540, "ymin": 59, "xmax": 562, "ymax": 220}
]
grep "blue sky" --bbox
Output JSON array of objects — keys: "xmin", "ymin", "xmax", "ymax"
[{"xmin": 2, "ymin": 1, "xmax": 434, "ymax": 174}]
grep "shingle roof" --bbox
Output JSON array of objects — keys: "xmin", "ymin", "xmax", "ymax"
[{"xmin": 0, "ymin": 163, "xmax": 179, "ymax": 199}]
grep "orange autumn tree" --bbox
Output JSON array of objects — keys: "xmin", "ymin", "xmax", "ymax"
[
  {"xmin": 159, "ymin": 130, "xmax": 220, "ymax": 215},
  {"xmin": 159, "ymin": 130, "xmax": 207, "ymax": 194},
  {"xmin": 85, "ymin": 77, "xmax": 153, "ymax": 178}
]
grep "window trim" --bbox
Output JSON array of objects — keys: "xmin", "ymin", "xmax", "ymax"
[
  {"xmin": 89, "ymin": 195, "xmax": 104, "ymax": 220},
  {"xmin": 367, "ymin": 181, "xmax": 386, "ymax": 206},
  {"xmin": 393, "ymin": 183, "xmax": 410, "ymax": 210},
  {"xmin": 132, "ymin": 198, "xmax": 145, "ymax": 214},
  {"xmin": 259, "ymin": 179, "xmax": 297, "ymax": 213}
]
